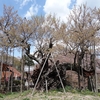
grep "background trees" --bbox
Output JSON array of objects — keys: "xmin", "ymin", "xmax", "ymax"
[{"xmin": 0, "ymin": 4, "xmax": 100, "ymax": 92}]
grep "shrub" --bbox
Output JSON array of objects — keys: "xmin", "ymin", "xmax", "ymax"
[
  {"xmin": 0, "ymin": 93, "xmax": 3, "ymax": 98},
  {"xmin": 23, "ymin": 98, "xmax": 30, "ymax": 100},
  {"xmin": 13, "ymin": 80, "xmax": 21, "ymax": 85}
]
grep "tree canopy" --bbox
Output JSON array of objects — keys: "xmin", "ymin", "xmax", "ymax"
[{"xmin": 0, "ymin": 4, "xmax": 100, "ymax": 65}]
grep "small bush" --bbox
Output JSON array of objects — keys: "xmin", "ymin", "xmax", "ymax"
[
  {"xmin": 81, "ymin": 89, "xmax": 95, "ymax": 95},
  {"xmin": 65, "ymin": 86, "xmax": 72, "ymax": 92},
  {"xmin": 57, "ymin": 88, "xmax": 63, "ymax": 92},
  {"xmin": 13, "ymin": 80, "xmax": 21, "ymax": 85},
  {"xmin": 23, "ymin": 98, "xmax": 30, "ymax": 100},
  {"xmin": 71, "ymin": 89, "xmax": 79, "ymax": 93},
  {"xmin": 0, "ymin": 93, "xmax": 4, "ymax": 98}
]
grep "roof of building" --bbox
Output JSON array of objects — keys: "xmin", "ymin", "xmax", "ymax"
[
  {"xmin": 1, "ymin": 64, "xmax": 21, "ymax": 80},
  {"xmin": 8, "ymin": 66, "xmax": 21, "ymax": 77},
  {"xmin": 2, "ymin": 71, "xmax": 12, "ymax": 79}
]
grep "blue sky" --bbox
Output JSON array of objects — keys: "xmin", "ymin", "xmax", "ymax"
[
  {"xmin": 0, "ymin": 0, "xmax": 76, "ymax": 21},
  {"xmin": 0, "ymin": 0, "xmax": 100, "ymax": 58},
  {"xmin": 0, "ymin": 0, "xmax": 46, "ymax": 17},
  {"xmin": 0, "ymin": 0, "xmax": 100, "ymax": 21}
]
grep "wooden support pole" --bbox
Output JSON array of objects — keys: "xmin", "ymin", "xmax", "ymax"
[
  {"xmin": 94, "ymin": 41, "xmax": 97, "ymax": 92},
  {"xmin": 0, "ymin": 50, "xmax": 3, "ymax": 90},
  {"xmin": 51, "ymin": 54, "xmax": 66, "ymax": 93},
  {"xmin": 31, "ymin": 53, "xmax": 50, "ymax": 95},
  {"xmin": 21, "ymin": 47, "xmax": 24, "ymax": 93},
  {"xmin": 45, "ymin": 79, "xmax": 48, "ymax": 93}
]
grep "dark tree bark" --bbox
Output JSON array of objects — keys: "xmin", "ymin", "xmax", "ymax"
[{"xmin": 31, "ymin": 62, "xmax": 66, "ymax": 91}]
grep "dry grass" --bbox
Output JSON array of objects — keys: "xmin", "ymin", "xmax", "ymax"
[{"xmin": 0, "ymin": 89, "xmax": 100, "ymax": 100}]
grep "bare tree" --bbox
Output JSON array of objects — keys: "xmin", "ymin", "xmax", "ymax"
[
  {"xmin": 0, "ymin": 5, "xmax": 20, "ymax": 92},
  {"xmin": 58, "ymin": 4, "xmax": 100, "ymax": 90}
]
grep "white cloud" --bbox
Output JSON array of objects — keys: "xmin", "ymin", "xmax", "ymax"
[
  {"xmin": 15, "ymin": 0, "xmax": 41, "ymax": 19},
  {"xmin": 15, "ymin": 0, "xmax": 32, "ymax": 9},
  {"xmin": 20, "ymin": 0, "xmax": 32, "ymax": 9},
  {"xmin": 76, "ymin": 0, "xmax": 100, "ymax": 8},
  {"xmin": 24, "ymin": 4, "xmax": 41, "ymax": 19},
  {"xmin": 43, "ymin": 0, "xmax": 100, "ymax": 22},
  {"xmin": 43, "ymin": 0, "xmax": 72, "ymax": 22}
]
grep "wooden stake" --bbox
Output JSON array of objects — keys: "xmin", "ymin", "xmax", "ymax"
[
  {"xmin": 32, "ymin": 53, "xmax": 50, "ymax": 95},
  {"xmin": 51, "ymin": 54, "xmax": 66, "ymax": 93},
  {"xmin": 45, "ymin": 79, "xmax": 48, "ymax": 93}
]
